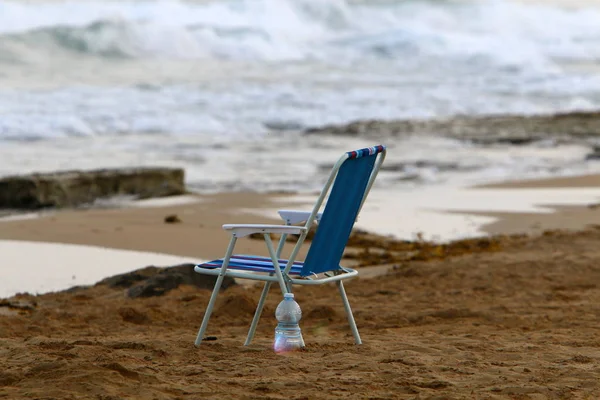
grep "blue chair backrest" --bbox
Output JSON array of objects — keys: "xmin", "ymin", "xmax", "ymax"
[{"xmin": 300, "ymin": 146, "xmax": 385, "ymax": 277}]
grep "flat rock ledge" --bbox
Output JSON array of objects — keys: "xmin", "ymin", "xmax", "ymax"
[
  {"xmin": 305, "ymin": 110, "xmax": 600, "ymax": 145},
  {"xmin": 0, "ymin": 167, "xmax": 185, "ymax": 210}
]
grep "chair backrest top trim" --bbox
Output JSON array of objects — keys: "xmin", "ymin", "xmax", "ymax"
[{"xmin": 347, "ymin": 145, "xmax": 386, "ymax": 160}]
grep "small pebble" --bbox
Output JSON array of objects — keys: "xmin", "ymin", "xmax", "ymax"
[{"xmin": 164, "ymin": 214, "xmax": 182, "ymax": 224}]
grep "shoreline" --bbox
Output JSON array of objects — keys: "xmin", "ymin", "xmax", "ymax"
[
  {"xmin": 1, "ymin": 172, "xmax": 599, "ymax": 252},
  {"xmin": 0, "ymin": 172, "xmax": 599, "ymax": 298}
]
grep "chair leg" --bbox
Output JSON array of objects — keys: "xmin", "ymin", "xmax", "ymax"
[
  {"xmin": 194, "ymin": 273, "xmax": 227, "ymax": 347},
  {"xmin": 194, "ymin": 236, "xmax": 237, "ymax": 347},
  {"xmin": 336, "ymin": 280, "xmax": 362, "ymax": 345},
  {"xmin": 244, "ymin": 281, "xmax": 272, "ymax": 346}
]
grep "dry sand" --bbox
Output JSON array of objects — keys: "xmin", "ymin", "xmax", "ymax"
[
  {"xmin": 2, "ymin": 175, "xmax": 600, "ymax": 399},
  {"xmin": 2, "ymin": 228, "xmax": 600, "ymax": 399}
]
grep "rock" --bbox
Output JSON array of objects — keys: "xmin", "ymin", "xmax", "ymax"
[
  {"xmin": 98, "ymin": 264, "xmax": 236, "ymax": 298},
  {"xmin": 263, "ymin": 119, "xmax": 304, "ymax": 131},
  {"xmin": 164, "ymin": 214, "xmax": 182, "ymax": 224},
  {"xmin": 0, "ymin": 167, "xmax": 185, "ymax": 210},
  {"xmin": 0, "ymin": 298, "xmax": 37, "ymax": 311},
  {"xmin": 305, "ymin": 111, "xmax": 600, "ymax": 144},
  {"xmin": 127, "ymin": 273, "xmax": 186, "ymax": 298},
  {"xmin": 585, "ymin": 146, "xmax": 600, "ymax": 161},
  {"xmin": 98, "ymin": 266, "xmax": 163, "ymax": 288}
]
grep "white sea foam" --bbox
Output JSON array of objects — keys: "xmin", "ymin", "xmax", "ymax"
[
  {"xmin": 1, "ymin": 0, "xmax": 600, "ymax": 64},
  {"xmin": 0, "ymin": 0, "xmax": 600, "ymax": 140}
]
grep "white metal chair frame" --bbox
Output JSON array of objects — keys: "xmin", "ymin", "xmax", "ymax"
[{"xmin": 194, "ymin": 147, "xmax": 386, "ymax": 347}]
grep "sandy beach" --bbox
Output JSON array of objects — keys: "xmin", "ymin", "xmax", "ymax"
[
  {"xmin": 4, "ymin": 0, "xmax": 600, "ymax": 397},
  {"xmin": 1, "ymin": 173, "xmax": 600, "ymax": 398}
]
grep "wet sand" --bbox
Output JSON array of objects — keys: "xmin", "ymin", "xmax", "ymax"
[
  {"xmin": 476, "ymin": 173, "xmax": 600, "ymax": 236},
  {"xmin": 0, "ymin": 193, "xmax": 306, "ymax": 262}
]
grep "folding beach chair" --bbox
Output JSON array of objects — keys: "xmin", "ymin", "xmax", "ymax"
[{"xmin": 193, "ymin": 145, "xmax": 387, "ymax": 347}]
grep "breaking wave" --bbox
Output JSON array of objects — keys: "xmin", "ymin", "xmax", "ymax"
[
  {"xmin": 1, "ymin": 0, "xmax": 600, "ymax": 141},
  {"xmin": 1, "ymin": 0, "xmax": 600, "ymax": 64}
]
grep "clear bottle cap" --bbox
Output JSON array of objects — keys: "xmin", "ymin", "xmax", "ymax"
[{"xmin": 283, "ymin": 293, "xmax": 295, "ymax": 299}]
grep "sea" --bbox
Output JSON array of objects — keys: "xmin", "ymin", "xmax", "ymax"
[{"xmin": 2, "ymin": 0, "xmax": 600, "ymax": 240}]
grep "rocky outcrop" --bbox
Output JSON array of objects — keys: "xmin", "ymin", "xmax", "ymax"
[
  {"xmin": 586, "ymin": 146, "xmax": 600, "ymax": 161},
  {"xmin": 98, "ymin": 264, "xmax": 236, "ymax": 298},
  {"xmin": 305, "ymin": 110, "xmax": 600, "ymax": 145},
  {"xmin": 0, "ymin": 167, "xmax": 185, "ymax": 210}
]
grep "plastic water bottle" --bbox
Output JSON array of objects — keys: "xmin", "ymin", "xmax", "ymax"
[{"xmin": 274, "ymin": 292, "xmax": 304, "ymax": 353}]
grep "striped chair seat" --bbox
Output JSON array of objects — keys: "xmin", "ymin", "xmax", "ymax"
[{"xmin": 198, "ymin": 255, "xmax": 305, "ymax": 275}]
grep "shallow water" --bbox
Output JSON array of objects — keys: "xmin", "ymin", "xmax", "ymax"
[
  {"xmin": 267, "ymin": 186, "xmax": 600, "ymax": 241},
  {"xmin": 0, "ymin": 240, "xmax": 195, "ymax": 298}
]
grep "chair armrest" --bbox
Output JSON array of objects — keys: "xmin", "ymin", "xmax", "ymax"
[
  {"xmin": 278, "ymin": 210, "xmax": 322, "ymax": 225},
  {"xmin": 222, "ymin": 224, "xmax": 307, "ymax": 238}
]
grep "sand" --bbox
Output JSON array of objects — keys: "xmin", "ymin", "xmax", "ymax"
[
  {"xmin": 2, "ymin": 174, "xmax": 600, "ymax": 398},
  {"xmin": 0, "ymin": 193, "xmax": 303, "ymax": 262},
  {"xmin": 476, "ymin": 174, "xmax": 600, "ymax": 236},
  {"xmin": 2, "ymin": 227, "xmax": 600, "ymax": 399}
]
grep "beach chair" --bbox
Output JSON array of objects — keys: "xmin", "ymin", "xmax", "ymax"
[{"xmin": 193, "ymin": 145, "xmax": 387, "ymax": 347}]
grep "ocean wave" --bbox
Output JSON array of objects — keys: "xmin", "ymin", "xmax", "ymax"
[
  {"xmin": 1, "ymin": 0, "xmax": 600, "ymax": 65},
  {"xmin": 1, "ymin": 0, "xmax": 600, "ymax": 142},
  {"xmin": 0, "ymin": 0, "xmax": 353, "ymax": 61},
  {"xmin": 2, "ymin": 21, "xmax": 138, "ymax": 60}
]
